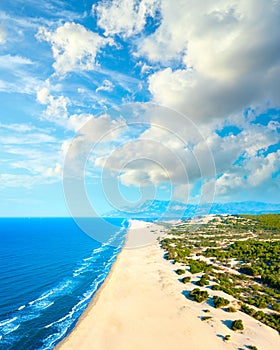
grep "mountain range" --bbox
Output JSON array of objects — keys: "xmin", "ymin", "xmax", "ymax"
[{"xmin": 104, "ymin": 200, "xmax": 280, "ymax": 219}]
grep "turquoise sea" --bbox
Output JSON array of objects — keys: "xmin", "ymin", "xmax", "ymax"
[{"xmin": 0, "ymin": 218, "xmax": 128, "ymax": 350}]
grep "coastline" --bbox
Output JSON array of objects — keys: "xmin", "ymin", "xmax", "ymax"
[
  {"xmin": 54, "ymin": 219, "xmax": 133, "ymax": 349},
  {"xmin": 56, "ymin": 220, "xmax": 280, "ymax": 350}
]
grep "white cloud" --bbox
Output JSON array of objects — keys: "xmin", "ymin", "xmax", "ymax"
[
  {"xmin": 37, "ymin": 86, "xmax": 50, "ymax": 104},
  {"xmin": 63, "ymin": 113, "xmax": 128, "ymax": 177},
  {"xmin": 173, "ymin": 184, "xmax": 192, "ymax": 202},
  {"xmin": 0, "ymin": 120, "xmax": 65, "ymax": 188},
  {"xmin": 44, "ymin": 95, "xmax": 70, "ymax": 123},
  {"xmin": 89, "ymin": 102, "xmax": 279, "ymax": 203},
  {"xmin": 0, "ymin": 54, "xmax": 41, "ymax": 94},
  {"xmin": 37, "ymin": 87, "xmax": 71, "ymax": 125},
  {"xmin": 214, "ymin": 172, "xmax": 246, "ymax": 196},
  {"xmin": 96, "ymin": 79, "xmax": 114, "ymax": 93},
  {"xmin": 94, "ymin": 0, "xmax": 160, "ymax": 38},
  {"xmin": 36, "ymin": 22, "xmax": 114, "ymax": 75},
  {"xmin": 141, "ymin": 0, "xmax": 280, "ymax": 122},
  {"xmin": 0, "ymin": 122, "xmax": 33, "ymax": 132},
  {"xmin": 0, "ymin": 54, "xmax": 33, "ymax": 68},
  {"xmin": 0, "ymin": 122, "xmax": 57, "ymax": 145},
  {"xmin": 246, "ymin": 150, "xmax": 280, "ymax": 187},
  {"xmin": 46, "ymin": 163, "xmax": 62, "ymax": 178},
  {"xmin": 67, "ymin": 113, "xmax": 93, "ymax": 132},
  {"xmin": 0, "ymin": 26, "xmax": 6, "ymax": 44}
]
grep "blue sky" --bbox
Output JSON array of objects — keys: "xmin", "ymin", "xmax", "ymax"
[{"xmin": 0, "ymin": 0, "xmax": 279, "ymax": 217}]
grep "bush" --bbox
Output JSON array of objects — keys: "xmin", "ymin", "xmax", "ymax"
[
  {"xmin": 189, "ymin": 288, "xmax": 209, "ymax": 303},
  {"xmin": 181, "ymin": 276, "xmax": 191, "ymax": 284},
  {"xmin": 211, "ymin": 284, "xmax": 221, "ymax": 291},
  {"xmin": 224, "ymin": 335, "xmax": 231, "ymax": 341},
  {"xmin": 225, "ymin": 306, "xmax": 237, "ymax": 313},
  {"xmin": 201, "ymin": 316, "xmax": 212, "ymax": 321},
  {"xmin": 231, "ymin": 319, "xmax": 244, "ymax": 331},
  {"xmin": 196, "ymin": 274, "xmax": 210, "ymax": 286},
  {"xmin": 248, "ymin": 346, "xmax": 258, "ymax": 350},
  {"xmin": 188, "ymin": 260, "xmax": 212, "ymax": 274},
  {"xmin": 213, "ymin": 296, "xmax": 230, "ymax": 308},
  {"xmin": 175, "ymin": 269, "xmax": 185, "ymax": 275}
]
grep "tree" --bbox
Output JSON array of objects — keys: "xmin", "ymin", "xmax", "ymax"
[
  {"xmin": 213, "ymin": 296, "xmax": 230, "ymax": 308},
  {"xmin": 231, "ymin": 319, "xmax": 244, "ymax": 331}
]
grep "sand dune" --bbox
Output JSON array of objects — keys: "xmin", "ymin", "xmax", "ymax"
[{"xmin": 56, "ymin": 220, "xmax": 280, "ymax": 350}]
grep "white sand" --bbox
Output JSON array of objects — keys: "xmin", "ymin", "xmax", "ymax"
[{"xmin": 56, "ymin": 220, "xmax": 280, "ymax": 350}]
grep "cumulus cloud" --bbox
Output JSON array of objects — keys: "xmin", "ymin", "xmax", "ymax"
[
  {"xmin": 88, "ymin": 100, "xmax": 279, "ymax": 202},
  {"xmin": 36, "ymin": 86, "xmax": 50, "ymax": 104},
  {"xmin": 37, "ymin": 87, "xmax": 71, "ymax": 124},
  {"xmin": 94, "ymin": 0, "xmax": 160, "ymax": 38},
  {"xmin": 141, "ymin": 0, "xmax": 280, "ymax": 122},
  {"xmin": 213, "ymin": 148, "xmax": 280, "ymax": 200},
  {"xmin": 46, "ymin": 163, "xmax": 62, "ymax": 178},
  {"xmin": 96, "ymin": 79, "xmax": 114, "ymax": 93},
  {"xmin": 36, "ymin": 22, "xmax": 114, "ymax": 75},
  {"xmin": 246, "ymin": 150, "xmax": 280, "ymax": 187}
]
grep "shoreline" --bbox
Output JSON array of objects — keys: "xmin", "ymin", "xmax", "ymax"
[
  {"xmin": 55, "ymin": 219, "xmax": 133, "ymax": 349},
  {"xmin": 56, "ymin": 220, "xmax": 280, "ymax": 350}
]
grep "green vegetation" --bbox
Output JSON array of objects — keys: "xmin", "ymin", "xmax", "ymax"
[
  {"xmin": 241, "ymin": 214, "xmax": 280, "ymax": 231},
  {"xmin": 225, "ymin": 306, "xmax": 237, "ymax": 312},
  {"xmin": 161, "ymin": 238, "xmax": 190, "ymax": 263},
  {"xmin": 201, "ymin": 316, "xmax": 212, "ymax": 321},
  {"xmin": 188, "ymin": 259, "xmax": 212, "ymax": 274},
  {"xmin": 204, "ymin": 240, "xmax": 280, "ymax": 290},
  {"xmin": 224, "ymin": 335, "xmax": 231, "ymax": 341},
  {"xmin": 196, "ymin": 274, "xmax": 210, "ymax": 286},
  {"xmin": 175, "ymin": 268, "xmax": 185, "ymax": 275},
  {"xmin": 213, "ymin": 296, "xmax": 230, "ymax": 308},
  {"xmin": 181, "ymin": 276, "xmax": 191, "ymax": 284},
  {"xmin": 160, "ymin": 214, "xmax": 280, "ymax": 332},
  {"xmin": 231, "ymin": 319, "xmax": 244, "ymax": 331},
  {"xmin": 241, "ymin": 303, "xmax": 280, "ymax": 332},
  {"xmin": 189, "ymin": 288, "xmax": 209, "ymax": 303},
  {"xmin": 247, "ymin": 346, "xmax": 258, "ymax": 350}
]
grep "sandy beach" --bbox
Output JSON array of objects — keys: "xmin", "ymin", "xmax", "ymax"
[{"xmin": 56, "ymin": 220, "xmax": 280, "ymax": 350}]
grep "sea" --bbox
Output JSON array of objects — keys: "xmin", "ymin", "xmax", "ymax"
[{"xmin": 0, "ymin": 218, "xmax": 129, "ymax": 350}]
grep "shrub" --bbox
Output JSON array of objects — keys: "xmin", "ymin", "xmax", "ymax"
[
  {"xmin": 189, "ymin": 288, "xmax": 209, "ymax": 303},
  {"xmin": 224, "ymin": 335, "xmax": 231, "ymax": 341},
  {"xmin": 201, "ymin": 316, "xmax": 212, "ymax": 321},
  {"xmin": 211, "ymin": 284, "xmax": 221, "ymax": 291},
  {"xmin": 196, "ymin": 274, "xmax": 210, "ymax": 286},
  {"xmin": 248, "ymin": 346, "xmax": 258, "ymax": 350},
  {"xmin": 175, "ymin": 269, "xmax": 185, "ymax": 275},
  {"xmin": 188, "ymin": 260, "xmax": 212, "ymax": 274},
  {"xmin": 225, "ymin": 306, "xmax": 237, "ymax": 313},
  {"xmin": 181, "ymin": 276, "xmax": 191, "ymax": 284},
  {"xmin": 213, "ymin": 296, "xmax": 230, "ymax": 308},
  {"xmin": 231, "ymin": 319, "xmax": 244, "ymax": 331}
]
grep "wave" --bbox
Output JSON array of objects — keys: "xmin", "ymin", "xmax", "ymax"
[
  {"xmin": 42, "ymin": 252, "xmax": 120, "ymax": 349},
  {"xmin": 17, "ymin": 305, "xmax": 26, "ymax": 311},
  {"xmin": 0, "ymin": 317, "xmax": 17, "ymax": 327},
  {"xmin": 0, "ymin": 218, "xmax": 128, "ymax": 349},
  {"xmin": 1, "ymin": 323, "xmax": 20, "ymax": 335},
  {"xmin": 29, "ymin": 280, "xmax": 73, "ymax": 307}
]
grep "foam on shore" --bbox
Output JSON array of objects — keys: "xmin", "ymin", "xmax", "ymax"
[{"xmin": 56, "ymin": 220, "xmax": 280, "ymax": 350}]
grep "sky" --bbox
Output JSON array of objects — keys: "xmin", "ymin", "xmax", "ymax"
[{"xmin": 0, "ymin": 0, "xmax": 279, "ymax": 217}]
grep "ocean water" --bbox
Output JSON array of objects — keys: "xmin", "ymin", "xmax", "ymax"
[{"xmin": 0, "ymin": 218, "xmax": 128, "ymax": 350}]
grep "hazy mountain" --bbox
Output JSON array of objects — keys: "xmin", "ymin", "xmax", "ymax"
[{"xmin": 104, "ymin": 200, "xmax": 280, "ymax": 218}]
